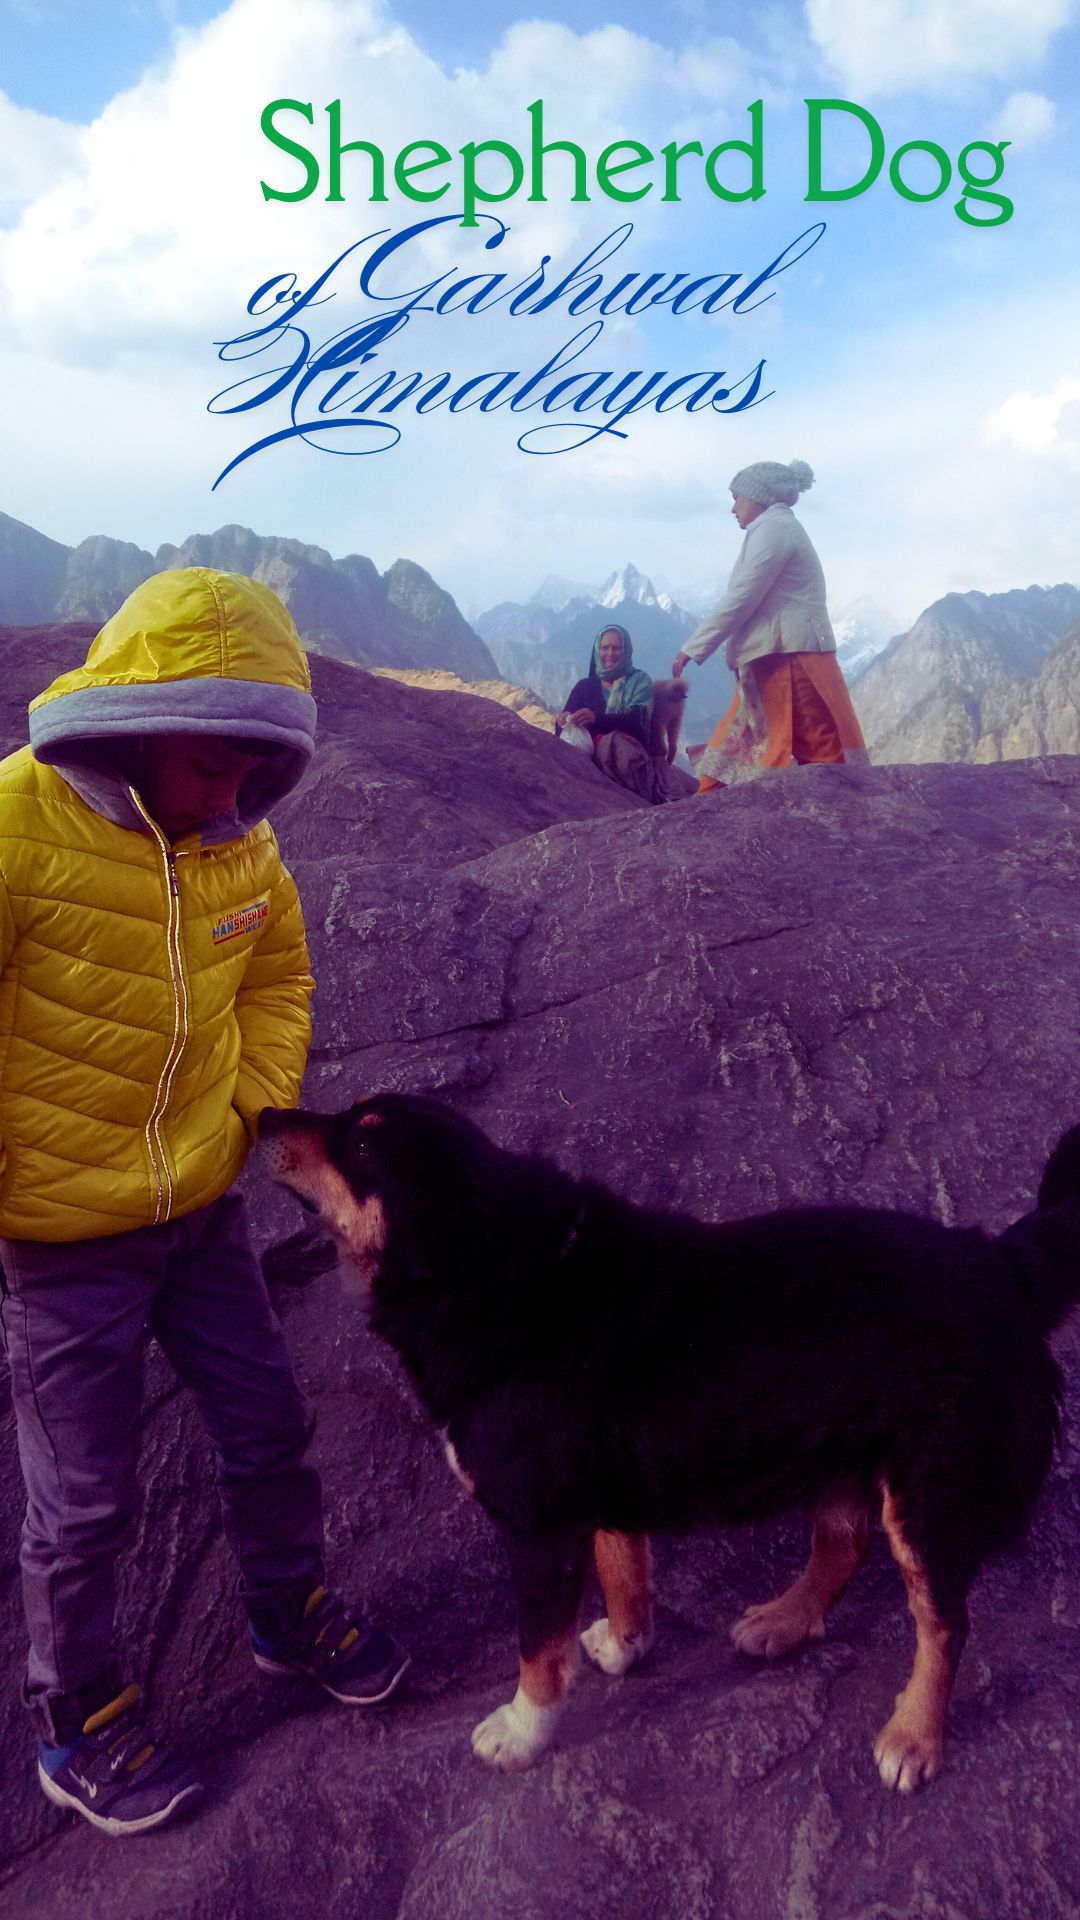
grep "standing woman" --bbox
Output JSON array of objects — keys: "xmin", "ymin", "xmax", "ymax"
[{"xmin": 672, "ymin": 461, "xmax": 868, "ymax": 791}]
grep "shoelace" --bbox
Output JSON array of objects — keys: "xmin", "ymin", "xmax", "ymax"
[
  {"xmin": 296, "ymin": 1588, "xmax": 363, "ymax": 1666},
  {"xmin": 82, "ymin": 1704, "xmax": 156, "ymax": 1780}
]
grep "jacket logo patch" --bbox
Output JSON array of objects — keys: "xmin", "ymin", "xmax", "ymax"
[{"xmin": 212, "ymin": 899, "xmax": 269, "ymax": 945}]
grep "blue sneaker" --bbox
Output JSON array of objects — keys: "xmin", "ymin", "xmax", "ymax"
[
  {"xmin": 250, "ymin": 1585, "xmax": 410, "ymax": 1705},
  {"xmin": 37, "ymin": 1684, "xmax": 202, "ymax": 1836}
]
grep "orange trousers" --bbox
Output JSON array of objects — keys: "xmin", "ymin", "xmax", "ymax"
[{"xmin": 696, "ymin": 652, "xmax": 868, "ymax": 794}]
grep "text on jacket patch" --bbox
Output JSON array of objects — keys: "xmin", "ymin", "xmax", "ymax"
[{"xmin": 212, "ymin": 899, "xmax": 269, "ymax": 944}]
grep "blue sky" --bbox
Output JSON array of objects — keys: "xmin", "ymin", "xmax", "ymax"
[
  {"xmin": 1, "ymin": 0, "xmax": 1078, "ymax": 623},
  {"xmin": 0, "ymin": 1, "xmax": 790, "ymax": 116}
]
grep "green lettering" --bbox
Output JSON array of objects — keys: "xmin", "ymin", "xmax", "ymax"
[
  {"xmin": 259, "ymin": 99, "xmax": 319, "ymax": 203},
  {"xmin": 596, "ymin": 141, "xmax": 653, "ymax": 202},
  {"xmin": 461, "ymin": 138, "xmax": 526, "ymax": 228},
  {"xmin": 704, "ymin": 100, "xmax": 764, "ymax": 204},
  {"xmin": 326, "ymin": 100, "xmax": 388, "ymax": 204},
  {"xmin": 527, "ymin": 98, "xmax": 588, "ymax": 204},
  {"xmin": 661, "ymin": 139, "xmax": 703, "ymax": 202},
  {"xmin": 394, "ymin": 141, "xmax": 452, "ymax": 202},
  {"xmin": 889, "ymin": 139, "xmax": 950, "ymax": 203},
  {"xmin": 955, "ymin": 140, "xmax": 1012, "ymax": 226},
  {"xmin": 806, "ymin": 98, "xmax": 884, "ymax": 201}
]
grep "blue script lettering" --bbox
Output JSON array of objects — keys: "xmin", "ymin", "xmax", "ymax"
[{"xmin": 208, "ymin": 216, "xmax": 823, "ymax": 482}]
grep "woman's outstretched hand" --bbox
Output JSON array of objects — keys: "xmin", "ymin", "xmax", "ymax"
[{"xmin": 672, "ymin": 652, "xmax": 690, "ymax": 679}]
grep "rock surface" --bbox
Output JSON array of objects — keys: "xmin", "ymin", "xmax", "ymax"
[
  {"xmin": 2, "ymin": 625, "xmax": 1080, "ymax": 1917},
  {"xmin": 371, "ymin": 666, "xmax": 556, "ymax": 734}
]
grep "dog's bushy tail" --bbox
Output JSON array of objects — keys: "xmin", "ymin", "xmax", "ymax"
[{"xmin": 999, "ymin": 1123, "xmax": 1080, "ymax": 1334}]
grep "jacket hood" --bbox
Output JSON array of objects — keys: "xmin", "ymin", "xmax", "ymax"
[{"xmin": 28, "ymin": 569, "xmax": 318, "ymax": 839}]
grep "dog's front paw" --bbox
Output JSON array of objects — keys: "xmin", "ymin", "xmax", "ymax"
[
  {"xmin": 471, "ymin": 1690, "xmax": 562, "ymax": 1771},
  {"xmin": 730, "ymin": 1597, "xmax": 826, "ymax": 1659},
  {"xmin": 873, "ymin": 1713, "xmax": 944, "ymax": 1793},
  {"xmin": 581, "ymin": 1617, "xmax": 653, "ymax": 1676}
]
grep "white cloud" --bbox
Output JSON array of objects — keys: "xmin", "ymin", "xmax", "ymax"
[
  {"xmin": 1, "ymin": 0, "xmax": 1078, "ymax": 630},
  {"xmin": 0, "ymin": 88, "xmax": 82, "ymax": 212},
  {"xmin": 984, "ymin": 377, "xmax": 1080, "ymax": 468},
  {"xmin": 805, "ymin": 0, "xmax": 1076, "ymax": 94},
  {"xmin": 0, "ymin": 0, "xmax": 758, "ymax": 360},
  {"xmin": 991, "ymin": 90, "xmax": 1057, "ymax": 145}
]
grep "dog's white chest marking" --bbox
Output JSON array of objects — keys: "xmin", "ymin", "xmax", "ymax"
[{"xmin": 439, "ymin": 1430, "xmax": 476, "ymax": 1496}]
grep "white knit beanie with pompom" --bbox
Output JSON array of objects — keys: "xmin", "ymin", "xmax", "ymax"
[{"xmin": 729, "ymin": 459, "xmax": 814, "ymax": 507}]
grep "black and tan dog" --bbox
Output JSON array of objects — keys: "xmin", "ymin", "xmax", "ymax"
[{"xmin": 259, "ymin": 1096, "xmax": 1080, "ymax": 1790}]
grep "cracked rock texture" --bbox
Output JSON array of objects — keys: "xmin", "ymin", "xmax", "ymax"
[{"xmin": 2, "ymin": 631, "xmax": 1080, "ymax": 1918}]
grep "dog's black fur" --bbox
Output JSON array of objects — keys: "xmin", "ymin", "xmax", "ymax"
[{"xmin": 260, "ymin": 1096, "xmax": 1080, "ymax": 1786}]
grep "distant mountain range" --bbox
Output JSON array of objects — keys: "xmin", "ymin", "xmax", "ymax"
[
  {"xmin": 852, "ymin": 584, "xmax": 1080, "ymax": 763},
  {"xmin": 0, "ymin": 511, "xmax": 497, "ymax": 682},
  {"xmin": 4, "ymin": 511, "xmax": 1078, "ymax": 770},
  {"xmin": 475, "ymin": 569, "xmax": 905, "ymax": 744}
]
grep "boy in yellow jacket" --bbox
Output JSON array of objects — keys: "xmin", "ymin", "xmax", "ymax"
[{"xmin": 0, "ymin": 569, "xmax": 408, "ymax": 1836}]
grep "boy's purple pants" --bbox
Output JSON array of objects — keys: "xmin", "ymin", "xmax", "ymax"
[{"xmin": 0, "ymin": 1189, "xmax": 325, "ymax": 1743}]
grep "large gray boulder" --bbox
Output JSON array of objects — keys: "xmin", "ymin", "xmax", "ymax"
[{"xmin": 2, "ymin": 628, "xmax": 1080, "ymax": 1918}]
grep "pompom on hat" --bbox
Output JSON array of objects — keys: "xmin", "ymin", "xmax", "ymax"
[{"xmin": 729, "ymin": 459, "xmax": 814, "ymax": 507}]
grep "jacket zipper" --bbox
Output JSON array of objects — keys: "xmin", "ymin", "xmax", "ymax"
[{"xmin": 130, "ymin": 791, "xmax": 191, "ymax": 1224}]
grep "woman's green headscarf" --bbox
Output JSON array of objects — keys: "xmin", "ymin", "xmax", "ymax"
[{"xmin": 590, "ymin": 624, "xmax": 652, "ymax": 716}]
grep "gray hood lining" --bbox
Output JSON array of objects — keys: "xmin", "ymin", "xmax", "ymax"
[{"xmin": 29, "ymin": 677, "xmax": 317, "ymax": 841}]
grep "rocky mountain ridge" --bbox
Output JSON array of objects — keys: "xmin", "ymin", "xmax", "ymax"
[
  {"xmin": 967, "ymin": 620, "xmax": 1080, "ymax": 762},
  {"xmin": 0, "ymin": 511, "xmax": 497, "ymax": 681},
  {"xmin": 853, "ymin": 583, "xmax": 1080, "ymax": 763}
]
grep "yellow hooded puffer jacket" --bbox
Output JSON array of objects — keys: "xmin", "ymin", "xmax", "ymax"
[{"xmin": 0, "ymin": 568, "xmax": 317, "ymax": 1242}]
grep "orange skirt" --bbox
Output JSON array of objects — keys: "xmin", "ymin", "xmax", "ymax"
[{"xmin": 696, "ymin": 652, "xmax": 868, "ymax": 794}]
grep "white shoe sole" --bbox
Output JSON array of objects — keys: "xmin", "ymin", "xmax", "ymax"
[
  {"xmin": 253, "ymin": 1649, "xmax": 411, "ymax": 1704},
  {"xmin": 38, "ymin": 1762, "xmax": 203, "ymax": 1836}
]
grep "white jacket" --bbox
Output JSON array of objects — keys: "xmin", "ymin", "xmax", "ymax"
[{"xmin": 683, "ymin": 504, "xmax": 836, "ymax": 673}]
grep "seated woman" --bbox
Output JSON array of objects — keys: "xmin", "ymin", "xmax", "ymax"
[
  {"xmin": 556, "ymin": 624, "xmax": 652, "ymax": 750},
  {"xmin": 557, "ymin": 625, "xmax": 695, "ymax": 803}
]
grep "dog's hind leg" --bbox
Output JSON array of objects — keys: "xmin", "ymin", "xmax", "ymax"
[
  {"xmin": 731, "ymin": 1481, "xmax": 869, "ymax": 1658},
  {"xmin": 872, "ymin": 1486, "xmax": 969, "ymax": 1793},
  {"xmin": 582, "ymin": 1531, "xmax": 655, "ymax": 1675},
  {"xmin": 472, "ymin": 1528, "xmax": 591, "ymax": 1771}
]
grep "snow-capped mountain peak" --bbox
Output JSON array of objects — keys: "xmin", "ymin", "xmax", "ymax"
[
  {"xmin": 598, "ymin": 563, "xmax": 660, "ymax": 610},
  {"xmin": 833, "ymin": 597, "xmax": 902, "ymax": 682}
]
